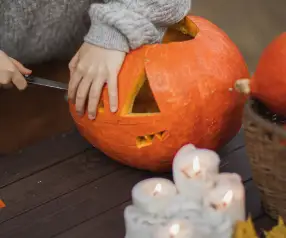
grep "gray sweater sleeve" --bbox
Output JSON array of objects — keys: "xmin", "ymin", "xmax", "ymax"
[{"xmin": 84, "ymin": 0, "xmax": 191, "ymax": 52}]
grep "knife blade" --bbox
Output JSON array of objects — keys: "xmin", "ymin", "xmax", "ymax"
[{"xmin": 24, "ymin": 75, "xmax": 68, "ymax": 91}]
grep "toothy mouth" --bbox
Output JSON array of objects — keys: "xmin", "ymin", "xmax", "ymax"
[{"xmin": 136, "ymin": 130, "xmax": 167, "ymax": 148}]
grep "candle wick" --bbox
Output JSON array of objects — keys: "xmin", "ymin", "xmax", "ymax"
[
  {"xmin": 181, "ymin": 169, "xmax": 191, "ymax": 178},
  {"xmin": 211, "ymin": 203, "xmax": 218, "ymax": 210},
  {"xmin": 181, "ymin": 169, "xmax": 201, "ymax": 178},
  {"xmin": 210, "ymin": 202, "xmax": 228, "ymax": 210},
  {"xmin": 153, "ymin": 190, "xmax": 159, "ymax": 196}
]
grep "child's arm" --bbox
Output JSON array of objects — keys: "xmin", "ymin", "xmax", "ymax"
[
  {"xmin": 69, "ymin": 0, "xmax": 191, "ymax": 119},
  {"xmin": 84, "ymin": 0, "xmax": 192, "ymax": 52}
]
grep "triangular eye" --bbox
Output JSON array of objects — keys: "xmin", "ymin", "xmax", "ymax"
[{"xmin": 129, "ymin": 73, "xmax": 160, "ymax": 114}]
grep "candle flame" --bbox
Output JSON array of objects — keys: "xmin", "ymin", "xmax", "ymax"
[
  {"xmin": 193, "ymin": 157, "xmax": 200, "ymax": 173},
  {"xmin": 181, "ymin": 157, "xmax": 201, "ymax": 178},
  {"xmin": 153, "ymin": 183, "xmax": 162, "ymax": 196},
  {"xmin": 169, "ymin": 223, "xmax": 180, "ymax": 237},
  {"xmin": 222, "ymin": 190, "xmax": 233, "ymax": 206}
]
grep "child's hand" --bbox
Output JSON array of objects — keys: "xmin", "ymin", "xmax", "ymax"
[
  {"xmin": 0, "ymin": 50, "xmax": 31, "ymax": 90},
  {"xmin": 68, "ymin": 42, "xmax": 126, "ymax": 120}
]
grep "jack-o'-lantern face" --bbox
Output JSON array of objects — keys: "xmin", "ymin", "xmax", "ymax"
[
  {"xmin": 70, "ymin": 16, "xmax": 249, "ymax": 172},
  {"xmin": 94, "ymin": 70, "xmax": 168, "ymax": 149}
]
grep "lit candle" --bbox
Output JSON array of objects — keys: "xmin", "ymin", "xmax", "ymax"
[
  {"xmin": 173, "ymin": 145, "xmax": 220, "ymax": 201},
  {"xmin": 132, "ymin": 178, "xmax": 177, "ymax": 214},
  {"xmin": 204, "ymin": 173, "xmax": 245, "ymax": 224},
  {"xmin": 152, "ymin": 219, "xmax": 196, "ymax": 238}
]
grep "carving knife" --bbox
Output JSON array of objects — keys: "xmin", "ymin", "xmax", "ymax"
[{"xmin": 24, "ymin": 75, "xmax": 68, "ymax": 91}]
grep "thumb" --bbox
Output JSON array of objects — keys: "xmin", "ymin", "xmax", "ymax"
[
  {"xmin": 69, "ymin": 52, "xmax": 79, "ymax": 76},
  {"xmin": 9, "ymin": 58, "xmax": 32, "ymax": 75}
]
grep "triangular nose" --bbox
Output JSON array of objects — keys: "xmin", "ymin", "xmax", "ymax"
[
  {"xmin": 121, "ymin": 70, "xmax": 161, "ymax": 116},
  {"xmin": 131, "ymin": 73, "xmax": 160, "ymax": 114}
]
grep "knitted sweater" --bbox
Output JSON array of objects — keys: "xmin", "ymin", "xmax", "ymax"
[{"xmin": 0, "ymin": 0, "xmax": 191, "ymax": 65}]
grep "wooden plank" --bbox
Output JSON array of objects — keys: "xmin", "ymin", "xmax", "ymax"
[
  {"xmin": 55, "ymin": 202, "xmax": 130, "ymax": 238},
  {"xmin": 218, "ymin": 129, "xmax": 245, "ymax": 157},
  {"xmin": 0, "ymin": 169, "xmax": 151, "ymax": 238},
  {"xmin": 244, "ymin": 180, "xmax": 263, "ymax": 219},
  {"xmin": 218, "ymin": 130, "xmax": 252, "ymax": 182},
  {"xmin": 56, "ymin": 173, "xmax": 263, "ymax": 238},
  {"xmin": 0, "ymin": 149, "xmax": 121, "ymax": 223},
  {"xmin": 0, "ymin": 130, "xmax": 91, "ymax": 188},
  {"xmin": 219, "ymin": 146, "xmax": 252, "ymax": 182}
]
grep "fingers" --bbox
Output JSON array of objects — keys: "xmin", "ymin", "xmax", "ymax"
[
  {"xmin": 87, "ymin": 72, "xmax": 106, "ymax": 120},
  {"xmin": 68, "ymin": 52, "xmax": 81, "ymax": 103},
  {"xmin": 68, "ymin": 52, "xmax": 79, "ymax": 76},
  {"xmin": 0, "ymin": 71, "xmax": 12, "ymax": 86},
  {"xmin": 107, "ymin": 72, "xmax": 118, "ymax": 113},
  {"xmin": 70, "ymin": 67, "xmax": 118, "ymax": 119},
  {"xmin": 0, "ymin": 70, "xmax": 26, "ymax": 90},
  {"xmin": 12, "ymin": 71, "xmax": 28, "ymax": 90},
  {"xmin": 68, "ymin": 69, "xmax": 83, "ymax": 104},
  {"xmin": 75, "ymin": 73, "xmax": 93, "ymax": 116},
  {"xmin": 9, "ymin": 58, "xmax": 32, "ymax": 75}
]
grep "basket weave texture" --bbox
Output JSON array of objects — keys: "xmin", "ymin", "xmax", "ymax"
[{"xmin": 243, "ymin": 98, "xmax": 286, "ymax": 220}]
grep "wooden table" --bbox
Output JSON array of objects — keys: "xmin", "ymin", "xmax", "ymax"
[{"xmin": 0, "ymin": 129, "xmax": 277, "ymax": 238}]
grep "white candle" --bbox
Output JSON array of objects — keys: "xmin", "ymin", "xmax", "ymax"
[
  {"xmin": 202, "ymin": 206, "xmax": 233, "ymax": 238},
  {"xmin": 124, "ymin": 205, "xmax": 166, "ymax": 238},
  {"xmin": 163, "ymin": 194, "xmax": 202, "ymax": 218},
  {"xmin": 152, "ymin": 219, "xmax": 196, "ymax": 238},
  {"xmin": 173, "ymin": 145, "xmax": 220, "ymax": 201},
  {"xmin": 132, "ymin": 178, "xmax": 177, "ymax": 214},
  {"xmin": 204, "ymin": 173, "xmax": 245, "ymax": 224}
]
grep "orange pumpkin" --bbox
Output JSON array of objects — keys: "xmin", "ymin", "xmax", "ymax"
[
  {"xmin": 69, "ymin": 15, "xmax": 249, "ymax": 172},
  {"xmin": 235, "ymin": 33, "xmax": 286, "ymax": 116}
]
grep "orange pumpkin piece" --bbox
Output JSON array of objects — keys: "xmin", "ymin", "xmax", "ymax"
[
  {"xmin": 0, "ymin": 199, "xmax": 5, "ymax": 208},
  {"xmin": 235, "ymin": 32, "xmax": 286, "ymax": 116},
  {"xmin": 69, "ymin": 15, "xmax": 249, "ymax": 172}
]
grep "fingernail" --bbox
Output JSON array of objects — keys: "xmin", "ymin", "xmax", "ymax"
[
  {"xmin": 110, "ymin": 106, "xmax": 117, "ymax": 113},
  {"xmin": 77, "ymin": 111, "xmax": 83, "ymax": 117},
  {"xmin": 88, "ymin": 115, "xmax": 95, "ymax": 120}
]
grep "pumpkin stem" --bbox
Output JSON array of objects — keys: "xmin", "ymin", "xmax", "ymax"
[
  {"xmin": 162, "ymin": 16, "xmax": 199, "ymax": 43},
  {"xmin": 234, "ymin": 79, "xmax": 251, "ymax": 94}
]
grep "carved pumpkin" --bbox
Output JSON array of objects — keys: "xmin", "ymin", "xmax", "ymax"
[
  {"xmin": 235, "ymin": 33, "xmax": 286, "ymax": 116},
  {"xmin": 69, "ymin": 15, "xmax": 249, "ymax": 172}
]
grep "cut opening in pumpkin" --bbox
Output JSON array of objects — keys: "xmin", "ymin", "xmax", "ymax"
[
  {"xmin": 162, "ymin": 17, "xmax": 199, "ymax": 43},
  {"xmin": 136, "ymin": 130, "xmax": 167, "ymax": 148},
  {"xmin": 121, "ymin": 70, "xmax": 160, "ymax": 116},
  {"xmin": 131, "ymin": 76, "xmax": 160, "ymax": 114},
  {"xmin": 98, "ymin": 99, "xmax": 104, "ymax": 113}
]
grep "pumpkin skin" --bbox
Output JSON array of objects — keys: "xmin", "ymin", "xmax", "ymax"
[
  {"xmin": 249, "ymin": 33, "xmax": 286, "ymax": 116},
  {"xmin": 69, "ymin": 15, "xmax": 249, "ymax": 172},
  {"xmin": 235, "ymin": 33, "xmax": 286, "ymax": 116}
]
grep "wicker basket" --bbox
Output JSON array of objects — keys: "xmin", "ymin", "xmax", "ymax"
[{"xmin": 243, "ymin": 98, "xmax": 286, "ymax": 220}]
